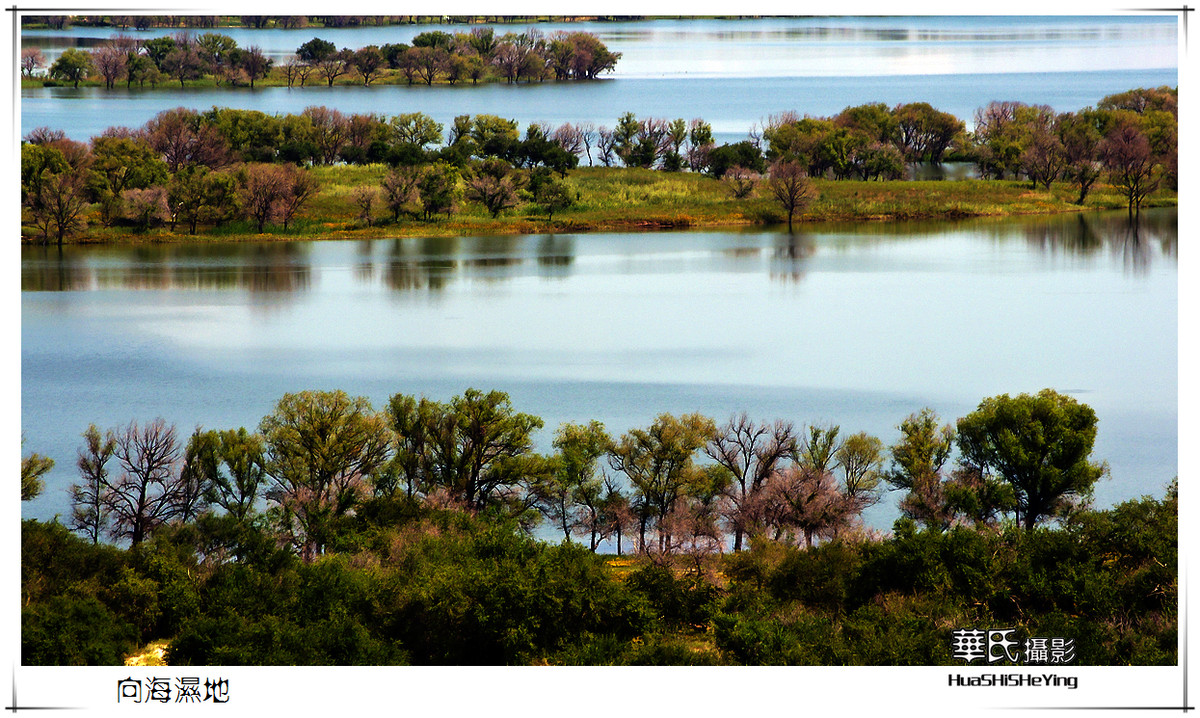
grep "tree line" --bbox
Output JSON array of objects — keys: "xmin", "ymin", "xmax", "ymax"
[
  {"xmin": 21, "ymin": 15, "xmax": 637, "ymax": 31},
  {"xmin": 23, "ymin": 27, "xmax": 620, "ymax": 90},
  {"xmin": 18, "ymin": 86, "xmax": 1174, "ymax": 244},
  {"xmin": 21, "ymin": 387, "xmax": 1109, "ymax": 562},
  {"xmin": 22, "ymin": 387, "xmax": 1176, "ymax": 666}
]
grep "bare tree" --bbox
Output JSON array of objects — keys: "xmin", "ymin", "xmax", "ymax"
[
  {"xmin": 705, "ymin": 414, "xmax": 795, "ymax": 551},
  {"xmin": 772, "ymin": 464, "xmax": 852, "ymax": 548},
  {"xmin": 1101, "ymin": 124, "xmax": 1161, "ymax": 217},
  {"xmin": 302, "ymin": 105, "xmax": 348, "ymax": 164},
  {"xmin": 382, "ymin": 166, "xmax": 421, "ymax": 221},
  {"xmin": 595, "ymin": 126, "xmax": 616, "ymax": 167},
  {"xmin": 551, "ymin": 122, "xmax": 583, "ymax": 156},
  {"xmin": 106, "ymin": 419, "xmax": 182, "ymax": 546},
  {"xmin": 273, "ymin": 165, "xmax": 318, "ymax": 230},
  {"xmin": 315, "ymin": 48, "xmax": 353, "ymax": 87},
  {"xmin": 576, "ymin": 121, "xmax": 597, "ymax": 166},
  {"xmin": 21, "ymin": 47, "xmax": 46, "ymax": 77},
  {"xmin": 92, "ymin": 45, "xmax": 127, "ymax": 89},
  {"xmin": 240, "ymin": 163, "xmax": 288, "ymax": 232},
  {"xmin": 1021, "ymin": 128, "xmax": 1066, "ymax": 190},
  {"xmin": 767, "ymin": 159, "xmax": 818, "ymax": 231},
  {"xmin": 146, "ymin": 108, "xmax": 230, "ymax": 172},
  {"xmin": 241, "ymin": 45, "xmax": 271, "ymax": 88},
  {"xmin": 121, "ymin": 187, "xmax": 169, "ymax": 230},
  {"xmin": 465, "ymin": 172, "xmax": 521, "ymax": 218},
  {"xmin": 353, "ymin": 186, "xmax": 379, "ymax": 226},
  {"xmin": 282, "ymin": 56, "xmax": 312, "ymax": 87},
  {"xmin": 352, "ymin": 46, "xmax": 385, "ymax": 86}
]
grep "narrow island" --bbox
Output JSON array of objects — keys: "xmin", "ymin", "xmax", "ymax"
[{"xmin": 20, "ymin": 86, "xmax": 1177, "ymax": 245}]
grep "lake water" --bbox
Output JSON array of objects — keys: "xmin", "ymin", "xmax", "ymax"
[
  {"xmin": 21, "ymin": 209, "xmax": 1178, "ymax": 533},
  {"xmin": 21, "ymin": 15, "xmax": 1178, "ymax": 143}
]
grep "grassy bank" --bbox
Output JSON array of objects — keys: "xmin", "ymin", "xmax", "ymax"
[{"xmin": 21, "ymin": 166, "xmax": 1176, "ymax": 245}]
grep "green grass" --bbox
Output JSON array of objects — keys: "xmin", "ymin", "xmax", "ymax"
[{"xmin": 21, "ymin": 165, "xmax": 1177, "ymax": 245}]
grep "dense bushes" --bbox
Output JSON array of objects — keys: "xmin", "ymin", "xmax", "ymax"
[
  {"xmin": 23, "ymin": 484, "xmax": 1175, "ymax": 666},
  {"xmin": 710, "ymin": 487, "xmax": 1177, "ymax": 665}
]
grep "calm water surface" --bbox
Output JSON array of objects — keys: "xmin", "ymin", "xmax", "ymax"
[
  {"xmin": 21, "ymin": 16, "xmax": 1177, "ymax": 141},
  {"xmin": 21, "ymin": 209, "xmax": 1178, "ymax": 532}
]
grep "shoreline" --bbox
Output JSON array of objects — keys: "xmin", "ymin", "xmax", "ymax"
[{"xmin": 20, "ymin": 171, "xmax": 1177, "ymax": 246}]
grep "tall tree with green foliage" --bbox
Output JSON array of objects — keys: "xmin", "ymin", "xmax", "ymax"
[
  {"xmin": 48, "ymin": 48, "xmax": 93, "ymax": 87},
  {"xmin": 608, "ymin": 413, "xmax": 717, "ymax": 553},
  {"xmin": 534, "ymin": 421, "xmax": 612, "ymax": 543},
  {"xmin": 404, "ymin": 389, "xmax": 547, "ymax": 514},
  {"xmin": 70, "ymin": 425, "xmax": 116, "ymax": 543},
  {"xmin": 885, "ymin": 408, "xmax": 955, "ymax": 531},
  {"xmin": 259, "ymin": 390, "xmax": 391, "ymax": 561},
  {"xmin": 956, "ymin": 389, "xmax": 1106, "ymax": 530}
]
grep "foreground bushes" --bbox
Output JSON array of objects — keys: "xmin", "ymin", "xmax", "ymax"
[{"xmin": 22, "ymin": 484, "xmax": 1175, "ymax": 666}]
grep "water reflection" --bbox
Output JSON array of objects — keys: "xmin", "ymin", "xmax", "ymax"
[
  {"xmin": 535, "ymin": 235, "xmax": 575, "ymax": 275},
  {"xmin": 1015, "ymin": 209, "xmax": 1177, "ymax": 273},
  {"xmin": 21, "ymin": 209, "xmax": 1177, "ymax": 295},
  {"xmin": 21, "ymin": 241, "xmax": 313, "ymax": 294}
]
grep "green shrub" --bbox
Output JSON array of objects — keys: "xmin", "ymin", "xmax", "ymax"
[{"xmin": 23, "ymin": 595, "xmax": 137, "ymax": 665}]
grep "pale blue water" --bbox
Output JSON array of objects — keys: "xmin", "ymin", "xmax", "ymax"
[
  {"xmin": 21, "ymin": 15, "xmax": 1178, "ymax": 142},
  {"xmin": 21, "ymin": 210, "xmax": 1178, "ymax": 533}
]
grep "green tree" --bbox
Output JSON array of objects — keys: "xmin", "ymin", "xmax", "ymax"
[
  {"xmin": 21, "ymin": 442, "xmax": 54, "ymax": 501},
  {"xmin": 536, "ymin": 421, "xmax": 612, "ymax": 543},
  {"xmin": 885, "ymin": 408, "xmax": 955, "ymax": 531},
  {"xmin": 70, "ymin": 424, "xmax": 116, "ymax": 543},
  {"xmin": 892, "ymin": 102, "xmax": 964, "ymax": 164},
  {"xmin": 195, "ymin": 32, "xmax": 238, "ymax": 76},
  {"xmin": 259, "ymin": 390, "xmax": 392, "ymax": 561},
  {"xmin": 142, "ymin": 36, "xmax": 176, "ymax": 70},
  {"xmin": 168, "ymin": 166, "xmax": 239, "ymax": 234},
  {"xmin": 956, "ymin": 389, "xmax": 1106, "ymax": 530},
  {"xmin": 533, "ymin": 177, "xmax": 573, "ymax": 220},
  {"xmin": 835, "ymin": 431, "xmax": 884, "ymax": 501},
  {"xmin": 296, "ymin": 37, "xmax": 336, "ymax": 63},
  {"xmin": 189, "ymin": 427, "xmax": 266, "ymax": 522},
  {"xmin": 89, "ymin": 136, "xmax": 168, "ymax": 199},
  {"xmin": 49, "ymin": 48, "xmax": 93, "ymax": 87},
  {"xmin": 417, "ymin": 161, "xmax": 461, "ymax": 220},
  {"xmin": 398, "ymin": 389, "xmax": 546, "ymax": 514},
  {"xmin": 706, "ymin": 141, "xmax": 765, "ymax": 178},
  {"xmin": 388, "ymin": 113, "xmax": 444, "ymax": 149},
  {"xmin": 608, "ymin": 413, "xmax": 717, "ymax": 553}
]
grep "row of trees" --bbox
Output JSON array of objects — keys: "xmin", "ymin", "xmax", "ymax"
[
  {"xmin": 22, "ymin": 15, "xmax": 612, "ymax": 30},
  {"xmin": 20, "ymin": 86, "xmax": 1173, "ymax": 243},
  {"xmin": 26, "ymin": 387, "xmax": 1106, "ymax": 564},
  {"xmin": 24, "ymin": 27, "xmax": 620, "ymax": 90},
  {"xmin": 19, "ymin": 106, "xmax": 599, "ymax": 242}
]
